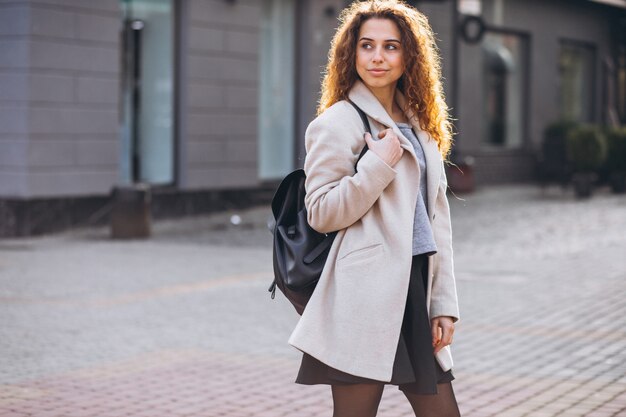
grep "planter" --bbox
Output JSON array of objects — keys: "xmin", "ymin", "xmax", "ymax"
[
  {"xmin": 565, "ymin": 126, "xmax": 607, "ymax": 199},
  {"xmin": 571, "ymin": 172, "xmax": 596, "ymax": 199},
  {"xmin": 606, "ymin": 128, "xmax": 626, "ymax": 194},
  {"xmin": 110, "ymin": 184, "xmax": 152, "ymax": 239},
  {"xmin": 446, "ymin": 156, "xmax": 475, "ymax": 194},
  {"xmin": 539, "ymin": 121, "xmax": 578, "ymax": 187},
  {"xmin": 609, "ymin": 172, "xmax": 626, "ymax": 194}
]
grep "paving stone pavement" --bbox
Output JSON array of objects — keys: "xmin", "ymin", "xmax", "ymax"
[{"xmin": 0, "ymin": 185, "xmax": 625, "ymax": 417}]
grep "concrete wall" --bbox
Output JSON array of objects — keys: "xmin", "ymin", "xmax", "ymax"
[
  {"xmin": 0, "ymin": 1, "xmax": 30, "ymax": 197},
  {"xmin": 183, "ymin": 0, "xmax": 261, "ymax": 190},
  {"xmin": 0, "ymin": 0, "xmax": 266, "ymax": 197},
  {"xmin": 0, "ymin": 0, "xmax": 120, "ymax": 198}
]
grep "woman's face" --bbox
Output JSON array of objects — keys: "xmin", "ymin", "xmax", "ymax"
[{"xmin": 355, "ymin": 18, "xmax": 404, "ymax": 91}]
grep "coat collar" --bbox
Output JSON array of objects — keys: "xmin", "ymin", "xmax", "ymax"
[{"xmin": 347, "ymin": 79, "xmax": 442, "ymax": 214}]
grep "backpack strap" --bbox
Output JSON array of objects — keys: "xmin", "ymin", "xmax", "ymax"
[
  {"xmin": 347, "ymin": 99, "xmax": 372, "ymax": 134},
  {"xmin": 346, "ymin": 99, "xmax": 371, "ymax": 171}
]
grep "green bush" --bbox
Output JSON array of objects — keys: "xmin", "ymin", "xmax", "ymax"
[
  {"xmin": 565, "ymin": 125, "xmax": 607, "ymax": 172},
  {"xmin": 605, "ymin": 127, "xmax": 626, "ymax": 173},
  {"xmin": 544, "ymin": 120, "xmax": 580, "ymax": 137},
  {"xmin": 543, "ymin": 120, "xmax": 579, "ymax": 163}
]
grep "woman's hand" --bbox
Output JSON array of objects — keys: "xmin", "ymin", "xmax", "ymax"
[
  {"xmin": 364, "ymin": 128, "xmax": 403, "ymax": 167},
  {"xmin": 431, "ymin": 316, "xmax": 455, "ymax": 354}
]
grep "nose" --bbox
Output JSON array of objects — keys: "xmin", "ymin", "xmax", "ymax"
[{"xmin": 372, "ymin": 46, "xmax": 384, "ymax": 63}]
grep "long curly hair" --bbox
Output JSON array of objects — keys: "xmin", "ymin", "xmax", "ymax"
[{"xmin": 317, "ymin": 0, "xmax": 454, "ymax": 159}]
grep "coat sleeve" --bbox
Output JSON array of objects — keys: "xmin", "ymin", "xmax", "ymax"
[
  {"xmin": 303, "ymin": 106, "xmax": 398, "ymax": 234},
  {"xmin": 430, "ymin": 161, "xmax": 461, "ymax": 322}
]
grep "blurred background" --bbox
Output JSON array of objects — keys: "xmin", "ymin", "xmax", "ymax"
[
  {"xmin": 0, "ymin": 1, "xmax": 625, "ymax": 416},
  {"xmin": 0, "ymin": 0, "xmax": 624, "ymax": 236}
]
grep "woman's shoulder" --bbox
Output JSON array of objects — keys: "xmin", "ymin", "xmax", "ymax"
[
  {"xmin": 304, "ymin": 100, "xmax": 366, "ymax": 151},
  {"xmin": 308, "ymin": 99, "xmax": 361, "ymax": 130}
]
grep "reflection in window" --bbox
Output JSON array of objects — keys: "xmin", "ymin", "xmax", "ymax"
[
  {"xmin": 481, "ymin": 32, "xmax": 527, "ymax": 149},
  {"xmin": 619, "ymin": 22, "xmax": 626, "ymax": 123},
  {"xmin": 120, "ymin": 0, "xmax": 174, "ymax": 185},
  {"xmin": 258, "ymin": 0, "xmax": 295, "ymax": 180},
  {"xmin": 559, "ymin": 40, "xmax": 595, "ymax": 123}
]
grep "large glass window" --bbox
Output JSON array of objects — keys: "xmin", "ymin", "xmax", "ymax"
[
  {"xmin": 481, "ymin": 32, "xmax": 528, "ymax": 149},
  {"xmin": 258, "ymin": 0, "xmax": 295, "ymax": 180},
  {"xmin": 120, "ymin": 0, "xmax": 175, "ymax": 185},
  {"xmin": 558, "ymin": 40, "xmax": 595, "ymax": 123},
  {"xmin": 618, "ymin": 18, "xmax": 626, "ymax": 124},
  {"xmin": 616, "ymin": 37, "xmax": 626, "ymax": 124}
]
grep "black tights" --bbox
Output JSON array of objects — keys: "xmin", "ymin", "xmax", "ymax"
[{"xmin": 331, "ymin": 382, "xmax": 461, "ymax": 417}]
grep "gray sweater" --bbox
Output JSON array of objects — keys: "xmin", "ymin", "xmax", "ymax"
[{"xmin": 396, "ymin": 122, "xmax": 438, "ymax": 256}]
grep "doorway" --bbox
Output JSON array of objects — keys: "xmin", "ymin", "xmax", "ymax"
[
  {"xmin": 120, "ymin": 0, "xmax": 175, "ymax": 185},
  {"xmin": 258, "ymin": 0, "xmax": 296, "ymax": 180},
  {"xmin": 481, "ymin": 31, "xmax": 529, "ymax": 149}
]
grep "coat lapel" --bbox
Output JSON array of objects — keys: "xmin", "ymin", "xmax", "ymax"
[
  {"xmin": 348, "ymin": 79, "xmax": 442, "ymax": 216},
  {"xmin": 348, "ymin": 80, "xmax": 415, "ymax": 153}
]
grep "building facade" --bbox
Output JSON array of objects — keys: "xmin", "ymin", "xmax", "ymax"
[
  {"xmin": 452, "ymin": 0, "xmax": 625, "ymax": 183},
  {"xmin": 0, "ymin": 0, "xmax": 624, "ymax": 236}
]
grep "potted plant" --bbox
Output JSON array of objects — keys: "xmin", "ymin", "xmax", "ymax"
[
  {"xmin": 605, "ymin": 127, "xmax": 626, "ymax": 193},
  {"xmin": 538, "ymin": 120, "xmax": 578, "ymax": 188},
  {"xmin": 565, "ymin": 125, "xmax": 608, "ymax": 198},
  {"xmin": 446, "ymin": 155, "xmax": 475, "ymax": 194}
]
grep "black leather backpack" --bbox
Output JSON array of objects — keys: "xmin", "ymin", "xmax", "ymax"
[{"xmin": 268, "ymin": 100, "xmax": 372, "ymax": 315}]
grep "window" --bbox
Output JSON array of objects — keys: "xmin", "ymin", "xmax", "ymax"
[
  {"xmin": 615, "ymin": 18, "xmax": 626, "ymax": 124},
  {"xmin": 558, "ymin": 40, "xmax": 596, "ymax": 123},
  {"xmin": 120, "ymin": 0, "xmax": 175, "ymax": 185},
  {"xmin": 481, "ymin": 32, "xmax": 529, "ymax": 149},
  {"xmin": 258, "ymin": 0, "xmax": 295, "ymax": 180}
]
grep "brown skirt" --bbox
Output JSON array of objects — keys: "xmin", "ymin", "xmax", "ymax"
[{"xmin": 295, "ymin": 253, "xmax": 454, "ymax": 395}]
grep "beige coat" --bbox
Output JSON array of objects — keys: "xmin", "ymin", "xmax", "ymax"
[{"xmin": 288, "ymin": 79, "xmax": 460, "ymax": 382}]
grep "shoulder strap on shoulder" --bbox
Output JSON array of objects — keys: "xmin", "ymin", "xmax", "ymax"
[
  {"xmin": 347, "ymin": 99, "xmax": 372, "ymax": 134},
  {"xmin": 346, "ymin": 99, "xmax": 370, "ymax": 170}
]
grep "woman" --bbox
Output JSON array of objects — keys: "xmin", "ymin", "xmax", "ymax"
[{"xmin": 288, "ymin": 1, "xmax": 461, "ymax": 416}]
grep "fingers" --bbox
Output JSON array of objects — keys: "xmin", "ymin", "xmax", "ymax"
[
  {"xmin": 438, "ymin": 323, "xmax": 453, "ymax": 353},
  {"xmin": 374, "ymin": 129, "xmax": 400, "ymax": 145},
  {"xmin": 365, "ymin": 129, "xmax": 403, "ymax": 166},
  {"xmin": 431, "ymin": 317, "xmax": 441, "ymax": 347},
  {"xmin": 432, "ymin": 317, "xmax": 455, "ymax": 354}
]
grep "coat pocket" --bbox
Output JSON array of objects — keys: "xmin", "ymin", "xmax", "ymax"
[{"xmin": 337, "ymin": 243, "xmax": 383, "ymax": 267}]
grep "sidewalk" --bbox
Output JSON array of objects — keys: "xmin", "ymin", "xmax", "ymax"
[{"xmin": 0, "ymin": 185, "xmax": 625, "ymax": 417}]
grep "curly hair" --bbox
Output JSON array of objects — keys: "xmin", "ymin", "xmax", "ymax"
[{"xmin": 317, "ymin": 0, "xmax": 454, "ymax": 159}]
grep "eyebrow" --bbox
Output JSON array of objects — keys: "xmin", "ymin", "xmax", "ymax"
[{"xmin": 359, "ymin": 37, "xmax": 401, "ymax": 43}]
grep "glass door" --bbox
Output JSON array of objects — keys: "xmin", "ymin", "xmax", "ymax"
[
  {"xmin": 559, "ymin": 40, "xmax": 596, "ymax": 123},
  {"xmin": 481, "ymin": 32, "xmax": 529, "ymax": 149},
  {"xmin": 120, "ymin": 0, "xmax": 175, "ymax": 185},
  {"xmin": 258, "ymin": 0, "xmax": 295, "ymax": 180}
]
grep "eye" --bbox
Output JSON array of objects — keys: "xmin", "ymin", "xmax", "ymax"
[
  {"xmin": 361, "ymin": 42, "xmax": 372, "ymax": 49},
  {"xmin": 386, "ymin": 44, "xmax": 399, "ymax": 50}
]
